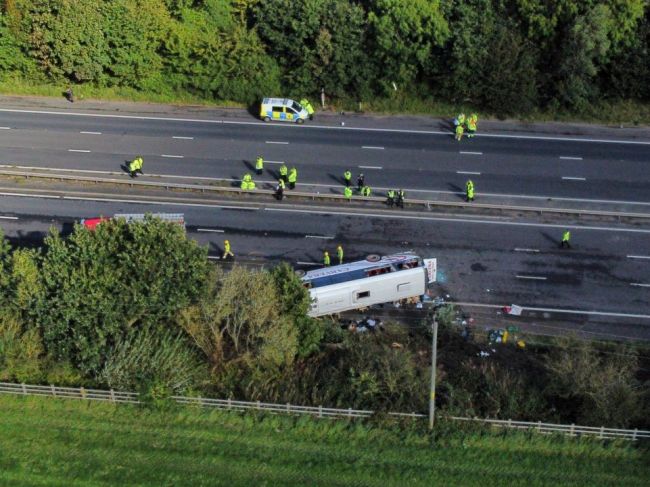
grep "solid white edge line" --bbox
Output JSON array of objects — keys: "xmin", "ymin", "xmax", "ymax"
[
  {"xmin": 265, "ymin": 160, "xmax": 285, "ymax": 164},
  {"xmin": 358, "ymin": 165, "xmax": 382, "ymax": 169},
  {"xmin": 305, "ymin": 235, "xmax": 334, "ymax": 239},
  {"xmin": 265, "ymin": 141, "xmax": 289, "ymax": 144},
  {"xmin": 627, "ymin": 255, "xmax": 650, "ymax": 260},
  {"xmin": 453, "ymin": 301, "xmax": 650, "ymax": 320},
  {"xmin": 197, "ymin": 228, "xmax": 224, "ymax": 233},
  {"xmin": 68, "ymin": 149, "xmax": 91, "ymax": 153},
  {"xmin": 208, "ymin": 256, "xmax": 221, "ymax": 260},
  {"xmin": 456, "ymin": 171, "xmax": 481, "ymax": 175},
  {"xmin": 172, "ymin": 136, "xmax": 194, "ymax": 140},
  {"xmin": 559, "ymin": 156, "xmax": 583, "ymax": 160},
  {"xmin": 2, "ymin": 107, "xmax": 650, "ymax": 145},
  {"xmin": 80, "ymin": 131, "xmax": 102, "ymax": 135},
  {"xmin": 361, "ymin": 146, "xmax": 385, "ymax": 150},
  {"xmin": 562, "ymin": 176, "xmax": 586, "ymax": 181},
  {"xmin": 516, "ymin": 275, "xmax": 547, "ymax": 280},
  {"xmin": 161, "ymin": 154, "xmax": 184, "ymax": 158},
  {"xmin": 296, "ymin": 261, "xmax": 320, "ymax": 266},
  {"xmin": 264, "ymin": 207, "xmax": 650, "ymax": 234},
  {"xmin": 0, "ymin": 215, "xmax": 19, "ymax": 220},
  {"xmin": 630, "ymin": 283, "xmax": 650, "ymax": 287},
  {"xmin": 514, "ymin": 248, "xmax": 540, "ymax": 252},
  {"xmin": 459, "ymin": 151, "xmax": 483, "ymax": 155}
]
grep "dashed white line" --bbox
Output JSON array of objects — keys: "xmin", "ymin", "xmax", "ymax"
[
  {"xmin": 197, "ymin": 228, "xmax": 224, "ymax": 233},
  {"xmin": 459, "ymin": 151, "xmax": 483, "ymax": 155},
  {"xmin": 0, "ymin": 215, "xmax": 19, "ymax": 220},
  {"xmin": 562, "ymin": 176, "xmax": 586, "ymax": 181},
  {"xmin": 266, "ymin": 141, "xmax": 289, "ymax": 144},
  {"xmin": 514, "ymin": 248, "xmax": 540, "ymax": 253},
  {"xmin": 627, "ymin": 255, "xmax": 650, "ymax": 260},
  {"xmin": 456, "ymin": 171, "xmax": 481, "ymax": 175},
  {"xmin": 362, "ymin": 146, "xmax": 385, "ymax": 150},
  {"xmin": 516, "ymin": 275, "xmax": 547, "ymax": 280},
  {"xmin": 630, "ymin": 283, "xmax": 650, "ymax": 288},
  {"xmin": 172, "ymin": 136, "xmax": 194, "ymax": 140},
  {"xmin": 559, "ymin": 156, "xmax": 583, "ymax": 160},
  {"xmin": 265, "ymin": 160, "xmax": 285, "ymax": 164},
  {"xmin": 358, "ymin": 165, "xmax": 383, "ymax": 170},
  {"xmin": 208, "ymin": 256, "xmax": 221, "ymax": 260},
  {"xmin": 68, "ymin": 149, "xmax": 91, "ymax": 153},
  {"xmin": 0, "ymin": 127, "xmax": 12, "ymax": 130},
  {"xmin": 80, "ymin": 131, "xmax": 102, "ymax": 135},
  {"xmin": 161, "ymin": 154, "xmax": 184, "ymax": 158},
  {"xmin": 296, "ymin": 261, "xmax": 320, "ymax": 266},
  {"xmin": 305, "ymin": 235, "xmax": 334, "ymax": 239}
]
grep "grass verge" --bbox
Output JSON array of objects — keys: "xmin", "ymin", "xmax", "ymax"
[
  {"xmin": 1, "ymin": 77, "xmax": 649, "ymax": 126},
  {"xmin": 0, "ymin": 394, "xmax": 648, "ymax": 486}
]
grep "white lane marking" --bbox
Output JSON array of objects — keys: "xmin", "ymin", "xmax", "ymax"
[
  {"xmin": 362, "ymin": 146, "xmax": 384, "ymax": 150},
  {"xmin": 197, "ymin": 228, "xmax": 224, "ymax": 233},
  {"xmin": 80, "ymin": 131, "xmax": 102, "ymax": 135},
  {"xmin": 627, "ymin": 255, "xmax": 650, "ymax": 260},
  {"xmin": 172, "ymin": 136, "xmax": 194, "ymax": 140},
  {"xmin": 68, "ymin": 149, "xmax": 91, "ymax": 153},
  {"xmin": 2, "ymin": 107, "xmax": 650, "ymax": 145},
  {"xmin": 457, "ymin": 171, "xmax": 481, "ymax": 175},
  {"xmin": 0, "ymin": 215, "xmax": 19, "ymax": 220},
  {"xmin": 514, "ymin": 248, "xmax": 540, "ymax": 253},
  {"xmin": 559, "ymin": 156, "xmax": 583, "ymax": 160},
  {"xmin": 358, "ymin": 165, "xmax": 382, "ymax": 170},
  {"xmin": 0, "ymin": 127, "xmax": 11, "ymax": 130},
  {"xmin": 562, "ymin": 176, "xmax": 586, "ymax": 181},
  {"xmin": 630, "ymin": 283, "xmax": 650, "ymax": 288},
  {"xmin": 266, "ymin": 141, "xmax": 289, "ymax": 144},
  {"xmin": 459, "ymin": 151, "xmax": 482, "ymax": 155},
  {"xmin": 454, "ymin": 301, "xmax": 650, "ymax": 320},
  {"xmin": 265, "ymin": 160, "xmax": 285, "ymax": 164},
  {"xmin": 296, "ymin": 261, "xmax": 320, "ymax": 266},
  {"xmin": 5, "ymin": 162, "xmax": 649, "ymax": 209},
  {"xmin": 305, "ymin": 235, "xmax": 334, "ymax": 239},
  {"xmin": 516, "ymin": 275, "xmax": 547, "ymax": 280},
  {"xmin": 264, "ymin": 207, "xmax": 650, "ymax": 234},
  {"xmin": 161, "ymin": 154, "xmax": 184, "ymax": 158},
  {"xmin": 208, "ymin": 256, "xmax": 221, "ymax": 260}
]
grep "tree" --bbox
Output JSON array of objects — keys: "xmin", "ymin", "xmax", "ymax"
[
  {"xmin": 554, "ymin": 5, "xmax": 613, "ymax": 111},
  {"xmin": 366, "ymin": 0, "xmax": 449, "ymax": 93},
  {"xmin": 33, "ymin": 216, "xmax": 209, "ymax": 375}
]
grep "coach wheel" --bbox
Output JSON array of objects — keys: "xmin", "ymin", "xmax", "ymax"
[
  {"xmin": 295, "ymin": 269, "xmax": 306, "ymax": 277},
  {"xmin": 366, "ymin": 254, "xmax": 381, "ymax": 262}
]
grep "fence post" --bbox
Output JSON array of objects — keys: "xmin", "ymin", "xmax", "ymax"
[
  {"xmin": 110, "ymin": 389, "xmax": 115, "ymax": 403},
  {"xmin": 508, "ymin": 418, "xmax": 512, "ymax": 429},
  {"xmin": 80, "ymin": 387, "xmax": 86, "ymax": 400},
  {"xmin": 286, "ymin": 403, "xmax": 290, "ymax": 413},
  {"xmin": 227, "ymin": 398, "xmax": 232, "ymax": 410},
  {"xmin": 319, "ymin": 405, "xmax": 323, "ymax": 419},
  {"xmin": 21, "ymin": 383, "xmax": 27, "ymax": 395},
  {"xmin": 537, "ymin": 421, "xmax": 542, "ymax": 432},
  {"xmin": 633, "ymin": 429, "xmax": 638, "ymax": 441},
  {"xmin": 348, "ymin": 408, "xmax": 352, "ymax": 418},
  {"xmin": 570, "ymin": 424, "xmax": 575, "ymax": 436},
  {"xmin": 599, "ymin": 426, "xmax": 605, "ymax": 439},
  {"xmin": 257, "ymin": 400, "xmax": 261, "ymax": 410},
  {"xmin": 50, "ymin": 384, "xmax": 56, "ymax": 397}
]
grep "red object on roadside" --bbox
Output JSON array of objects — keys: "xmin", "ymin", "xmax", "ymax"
[{"xmin": 81, "ymin": 217, "xmax": 108, "ymax": 230}]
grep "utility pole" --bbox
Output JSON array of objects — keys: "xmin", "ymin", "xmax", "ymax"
[{"xmin": 429, "ymin": 318, "xmax": 438, "ymax": 430}]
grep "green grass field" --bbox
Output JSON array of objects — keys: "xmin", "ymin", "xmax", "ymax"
[{"xmin": 0, "ymin": 395, "xmax": 648, "ymax": 486}]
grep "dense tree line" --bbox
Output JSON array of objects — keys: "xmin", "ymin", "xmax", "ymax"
[
  {"xmin": 0, "ymin": 220, "xmax": 648, "ymax": 428},
  {"xmin": 1, "ymin": 0, "xmax": 649, "ymax": 116}
]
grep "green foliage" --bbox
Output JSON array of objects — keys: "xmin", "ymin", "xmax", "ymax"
[
  {"xmin": 33, "ymin": 216, "xmax": 208, "ymax": 375},
  {"xmin": 0, "ymin": 313, "xmax": 44, "ymax": 383},
  {"xmin": 4, "ymin": 395, "xmax": 650, "ymax": 487},
  {"xmin": 100, "ymin": 327, "xmax": 207, "ymax": 394},
  {"xmin": 544, "ymin": 338, "xmax": 643, "ymax": 428}
]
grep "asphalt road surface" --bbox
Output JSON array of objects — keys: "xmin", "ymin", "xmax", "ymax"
[{"xmin": 1, "ymin": 101, "xmax": 649, "ymax": 340}]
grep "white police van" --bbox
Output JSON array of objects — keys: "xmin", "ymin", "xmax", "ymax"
[{"xmin": 260, "ymin": 98, "xmax": 308, "ymax": 123}]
